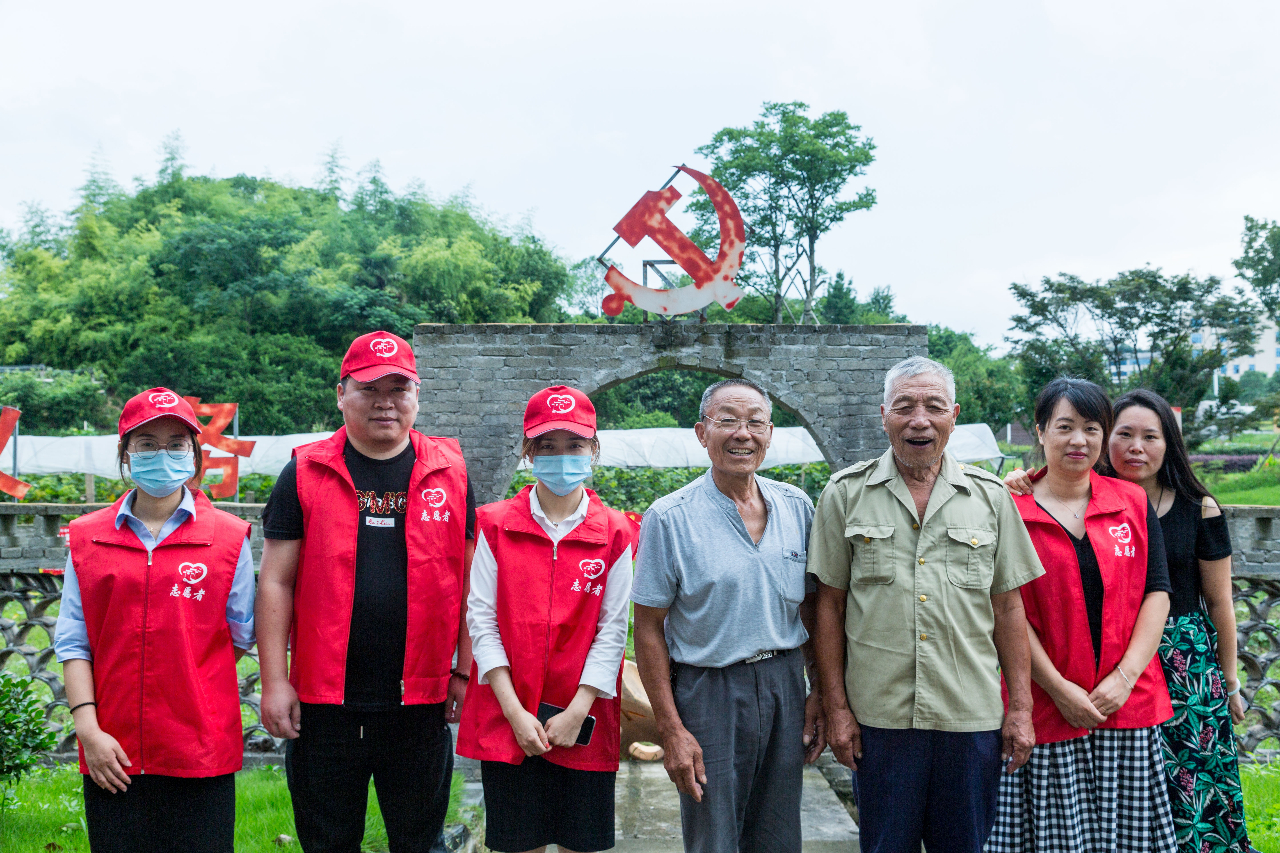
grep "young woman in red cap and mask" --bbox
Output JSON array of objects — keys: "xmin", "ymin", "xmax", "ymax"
[
  {"xmin": 53, "ymin": 388, "xmax": 256, "ymax": 853},
  {"xmin": 457, "ymin": 385, "xmax": 635, "ymax": 853}
]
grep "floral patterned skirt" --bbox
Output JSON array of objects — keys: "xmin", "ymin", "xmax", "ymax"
[{"xmin": 1158, "ymin": 610, "xmax": 1251, "ymax": 853}]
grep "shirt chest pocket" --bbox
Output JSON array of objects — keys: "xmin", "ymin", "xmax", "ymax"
[
  {"xmin": 780, "ymin": 548, "xmax": 808, "ymax": 604},
  {"xmin": 945, "ymin": 527, "xmax": 996, "ymax": 589},
  {"xmin": 844, "ymin": 524, "xmax": 897, "ymax": 585}
]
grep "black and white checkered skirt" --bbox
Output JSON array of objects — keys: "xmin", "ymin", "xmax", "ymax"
[{"xmin": 984, "ymin": 727, "xmax": 1176, "ymax": 853}]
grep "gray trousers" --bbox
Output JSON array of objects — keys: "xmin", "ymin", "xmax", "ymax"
[{"xmin": 673, "ymin": 648, "xmax": 805, "ymax": 853}]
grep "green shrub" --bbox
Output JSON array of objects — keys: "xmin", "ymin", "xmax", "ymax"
[
  {"xmin": 21, "ymin": 474, "xmax": 129, "ymax": 505},
  {"xmin": 0, "ymin": 671, "xmax": 57, "ymax": 802}
]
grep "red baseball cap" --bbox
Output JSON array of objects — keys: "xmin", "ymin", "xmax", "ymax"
[
  {"xmin": 342, "ymin": 331, "xmax": 420, "ymax": 384},
  {"xmin": 118, "ymin": 388, "xmax": 202, "ymax": 438},
  {"xmin": 524, "ymin": 386, "xmax": 596, "ymax": 438}
]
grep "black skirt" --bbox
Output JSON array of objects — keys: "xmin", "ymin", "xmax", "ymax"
[
  {"xmin": 481, "ymin": 755, "xmax": 616, "ymax": 852},
  {"xmin": 82, "ymin": 773, "xmax": 235, "ymax": 853}
]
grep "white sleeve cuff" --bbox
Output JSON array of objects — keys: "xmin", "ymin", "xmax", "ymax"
[{"xmin": 579, "ymin": 662, "xmax": 620, "ymax": 699}]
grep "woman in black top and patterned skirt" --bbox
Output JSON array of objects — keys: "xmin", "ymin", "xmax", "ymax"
[
  {"xmin": 1109, "ymin": 390, "xmax": 1250, "ymax": 852},
  {"xmin": 1009, "ymin": 388, "xmax": 1252, "ymax": 852}
]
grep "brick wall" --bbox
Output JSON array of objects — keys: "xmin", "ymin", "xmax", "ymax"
[{"xmin": 413, "ymin": 322, "xmax": 928, "ymax": 503}]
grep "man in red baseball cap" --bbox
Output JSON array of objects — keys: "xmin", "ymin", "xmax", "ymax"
[{"xmin": 256, "ymin": 329, "xmax": 477, "ymax": 852}]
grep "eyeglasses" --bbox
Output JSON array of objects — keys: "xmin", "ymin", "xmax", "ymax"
[
  {"xmin": 130, "ymin": 439, "xmax": 195, "ymax": 460},
  {"xmin": 702, "ymin": 416, "xmax": 773, "ymax": 435}
]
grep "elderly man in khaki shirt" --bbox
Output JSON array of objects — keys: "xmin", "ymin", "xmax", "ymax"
[{"xmin": 811, "ymin": 356, "xmax": 1044, "ymax": 853}]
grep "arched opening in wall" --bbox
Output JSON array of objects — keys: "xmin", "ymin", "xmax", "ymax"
[{"xmin": 503, "ymin": 367, "xmax": 832, "ymax": 515}]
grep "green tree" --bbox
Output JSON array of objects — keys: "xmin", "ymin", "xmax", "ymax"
[
  {"xmin": 1234, "ymin": 215, "xmax": 1280, "ymax": 321},
  {"xmin": 690, "ymin": 116, "xmax": 802, "ymax": 322},
  {"xmin": 0, "ymin": 370, "xmax": 112, "ymax": 433},
  {"xmin": 591, "ymin": 369, "xmax": 800, "ymax": 430},
  {"xmin": 0, "ymin": 144, "xmax": 578, "ymax": 433},
  {"xmin": 818, "ymin": 270, "xmax": 858, "ymax": 323},
  {"xmin": 928, "ymin": 326, "xmax": 1023, "ymax": 430},
  {"xmin": 818, "ymin": 274, "xmax": 908, "ymax": 325},
  {"xmin": 1237, "ymin": 369, "xmax": 1270, "ymax": 404},
  {"xmin": 592, "ymin": 371, "xmax": 722, "ymax": 429},
  {"xmin": 691, "ymin": 102, "xmax": 875, "ymax": 324},
  {"xmin": 1007, "ymin": 269, "xmax": 1259, "ymax": 418}
]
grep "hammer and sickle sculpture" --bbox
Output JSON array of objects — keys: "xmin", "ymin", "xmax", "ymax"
[{"xmin": 601, "ymin": 165, "xmax": 746, "ymax": 317}]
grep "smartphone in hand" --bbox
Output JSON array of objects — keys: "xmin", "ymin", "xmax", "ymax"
[{"xmin": 536, "ymin": 702, "xmax": 595, "ymax": 746}]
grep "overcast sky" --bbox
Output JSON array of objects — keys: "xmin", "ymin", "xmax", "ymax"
[{"xmin": 2, "ymin": 0, "xmax": 1278, "ymax": 350}]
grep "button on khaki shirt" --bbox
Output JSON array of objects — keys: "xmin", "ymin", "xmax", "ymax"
[{"xmin": 809, "ymin": 449, "xmax": 1044, "ymax": 732}]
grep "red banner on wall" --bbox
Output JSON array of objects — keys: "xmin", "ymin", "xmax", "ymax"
[{"xmin": 183, "ymin": 398, "xmax": 256, "ymax": 500}]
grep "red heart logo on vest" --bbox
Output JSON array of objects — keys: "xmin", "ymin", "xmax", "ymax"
[
  {"xmin": 579, "ymin": 559, "xmax": 606, "ymax": 579},
  {"xmin": 422, "ymin": 488, "xmax": 447, "ymax": 508},
  {"xmin": 178, "ymin": 562, "xmax": 208, "ymax": 584},
  {"xmin": 1108, "ymin": 523, "xmax": 1132, "ymax": 544}
]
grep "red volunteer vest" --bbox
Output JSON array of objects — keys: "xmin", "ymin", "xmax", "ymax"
[
  {"xmin": 456, "ymin": 487, "xmax": 633, "ymax": 772},
  {"xmin": 1011, "ymin": 470, "xmax": 1173, "ymax": 743},
  {"xmin": 290, "ymin": 428, "xmax": 468, "ymax": 705},
  {"xmin": 69, "ymin": 489, "xmax": 251, "ymax": 777}
]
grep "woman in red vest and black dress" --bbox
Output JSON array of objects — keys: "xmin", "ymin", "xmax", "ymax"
[
  {"xmin": 986, "ymin": 377, "xmax": 1177, "ymax": 852},
  {"xmin": 1006, "ymin": 388, "xmax": 1254, "ymax": 852},
  {"xmin": 53, "ymin": 389, "xmax": 255, "ymax": 853},
  {"xmin": 457, "ymin": 385, "xmax": 634, "ymax": 853}
]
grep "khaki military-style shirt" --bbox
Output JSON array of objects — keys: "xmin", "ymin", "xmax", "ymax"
[{"xmin": 809, "ymin": 448, "xmax": 1044, "ymax": 732}]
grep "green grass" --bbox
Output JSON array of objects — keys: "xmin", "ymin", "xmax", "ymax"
[
  {"xmin": 0, "ymin": 765, "xmax": 467, "ymax": 853},
  {"xmin": 1217, "ymin": 486, "xmax": 1280, "ymax": 506},
  {"xmin": 1197, "ymin": 458, "xmax": 1280, "ymax": 506},
  {"xmin": 1242, "ymin": 762, "xmax": 1280, "ymax": 850}
]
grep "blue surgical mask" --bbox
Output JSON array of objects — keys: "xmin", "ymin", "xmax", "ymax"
[
  {"xmin": 128, "ymin": 451, "xmax": 197, "ymax": 498},
  {"xmin": 532, "ymin": 454, "xmax": 593, "ymax": 497}
]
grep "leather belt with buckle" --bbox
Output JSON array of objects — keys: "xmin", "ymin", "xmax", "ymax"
[{"xmin": 742, "ymin": 650, "xmax": 781, "ymax": 664}]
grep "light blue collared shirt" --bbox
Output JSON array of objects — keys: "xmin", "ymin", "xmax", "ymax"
[
  {"xmin": 53, "ymin": 487, "xmax": 256, "ymax": 661},
  {"xmin": 631, "ymin": 471, "xmax": 815, "ymax": 668}
]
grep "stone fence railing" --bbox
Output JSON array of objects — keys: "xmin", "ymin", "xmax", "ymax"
[{"xmin": 4, "ymin": 502, "xmax": 1280, "ymax": 757}]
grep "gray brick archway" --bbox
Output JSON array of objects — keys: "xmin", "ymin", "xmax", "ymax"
[{"xmin": 413, "ymin": 323, "xmax": 928, "ymax": 504}]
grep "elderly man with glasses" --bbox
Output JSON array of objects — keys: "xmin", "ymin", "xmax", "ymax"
[{"xmin": 632, "ymin": 378, "xmax": 825, "ymax": 853}]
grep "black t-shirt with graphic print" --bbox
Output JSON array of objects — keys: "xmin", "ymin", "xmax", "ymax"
[{"xmin": 263, "ymin": 440, "xmax": 477, "ymax": 709}]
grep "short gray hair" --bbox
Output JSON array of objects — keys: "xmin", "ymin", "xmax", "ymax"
[
  {"xmin": 699, "ymin": 378, "xmax": 772, "ymax": 420},
  {"xmin": 883, "ymin": 356, "xmax": 955, "ymax": 406}
]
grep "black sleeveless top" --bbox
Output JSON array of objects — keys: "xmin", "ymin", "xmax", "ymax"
[{"xmin": 1157, "ymin": 493, "xmax": 1233, "ymax": 618}]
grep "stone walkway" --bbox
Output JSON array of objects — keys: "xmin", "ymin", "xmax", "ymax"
[{"xmin": 613, "ymin": 761, "xmax": 858, "ymax": 852}]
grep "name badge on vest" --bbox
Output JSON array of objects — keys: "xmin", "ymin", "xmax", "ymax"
[{"xmin": 365, "ymin": 516, "xmax": 396, "ymax": 528}]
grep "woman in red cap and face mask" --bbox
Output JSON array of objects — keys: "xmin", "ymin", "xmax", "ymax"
[
  {"xmin": 52, "ymin": 388, "xmax": 256, "ymax": 853},
  {"xmin": 457, "ymin": 385, "xmax": 635, "ymax": 853}
]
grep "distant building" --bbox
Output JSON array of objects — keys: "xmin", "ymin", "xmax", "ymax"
[
  {"xmin": 1109, "ymin": 351, "xmax": 1154, "ymax": 384},
  {"xmin": 1208, "ymin": 320, "xmax": 1279, "ymax": 377}
]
